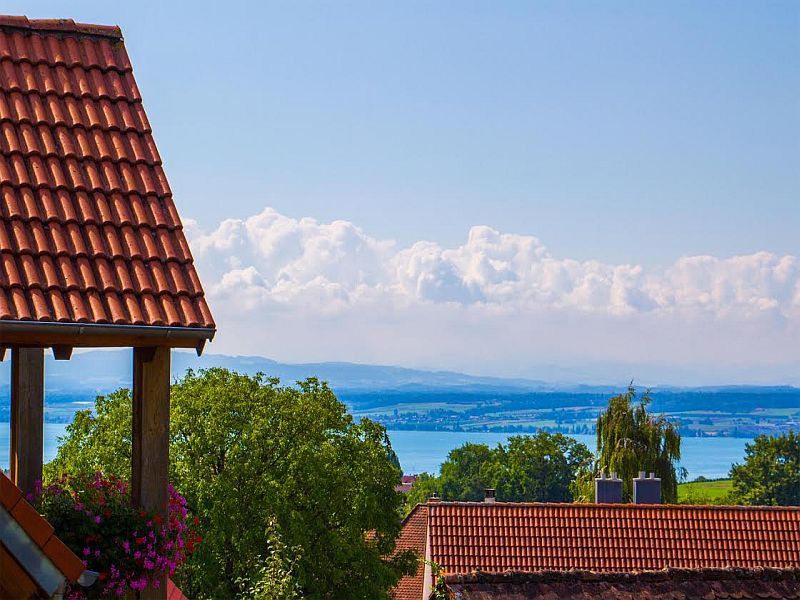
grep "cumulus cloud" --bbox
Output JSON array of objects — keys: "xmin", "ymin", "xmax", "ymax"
[
  {"xmin": 184, "ymin": 208, "xmax": 800, "ymax": 383},
  {"xmin": 187, "ymin": 208, "xmax": 799, "ymax": 317}
]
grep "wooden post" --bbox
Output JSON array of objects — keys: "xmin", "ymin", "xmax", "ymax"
[
  {"xmin": 132, "ymin": 346, "xmax": 170, "ymax": 600},
  {"xmin": 10, "ymin": 347, "xmax": 44, "ymax": 496}
]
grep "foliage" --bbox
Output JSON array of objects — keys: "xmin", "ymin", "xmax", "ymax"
[
  {"xmin": 404, "ymin": 472, "xmax": 441, "ymax": 508},
  {"xmin": 729, "ymin": 432, "xmax": 800, "ymax": 506},
  {"xmin": 46, "ymin": 369, "xmax": 417, "ymax": 600},
  {"xmin": 45, "ymin": 390, "xmax": 132, "ymax": 481},
  {"xmin": 405, "ymin": 432, "xmax": 592, "ymax": 506},
  {"xmin": 33, "ymin": 472, "xmax": 197, "ymax": 598},
  {"xmin": 427, "ymin": 561, "xmax": 449, "ymax": 600},
  {"xmin": 439, "ymin": 442, "xmax": 495, "ymax": 501},
  {"xmin": 578, "ymin": 386, "xmax": 684, "ymax": 503},
  {"xmin": 234, "ymin": 518, "xmax": 301, "ymax": 600}
]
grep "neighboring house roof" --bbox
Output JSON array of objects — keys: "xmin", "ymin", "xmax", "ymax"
[
  {"xmin": 394, "ymin": 500, "xmax": 800, "ymax": 600},
  {"xmin": 1, "ymin": 470, "xmax": 87, "ymax": 597},
  {"xmin": 439, "ymin": 568, "xmax": 800, "ymax": 600},
  {"xmin": 0, "ymin": 16, "xmax": 214, "ymax": 346},
  {"xmin": 395, "ymin": 475, "xmax": 418, "ymax": 493},
  {"xmin": 392, "ymin": 504, "xmax": 428, "ymax": 600}
]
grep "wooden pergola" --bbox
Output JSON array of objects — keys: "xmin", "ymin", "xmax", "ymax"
[{"xmin": 0, "ymin": 16, "xmax": 216, "ymax": 599}]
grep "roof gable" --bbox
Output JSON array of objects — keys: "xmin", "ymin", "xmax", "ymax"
[
  {"xmin": 392, "ymin": 504, "xmax": 428, "ymax": 600},
  {"xmin": 0, "ymin": 16, "xmax": 214, "ymax": 341}
]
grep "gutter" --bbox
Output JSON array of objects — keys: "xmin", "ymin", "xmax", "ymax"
[{"xmin": 0, "ymin": 320, "xmax": 216, "ymax": 355}]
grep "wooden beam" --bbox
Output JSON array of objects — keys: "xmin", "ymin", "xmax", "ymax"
[
  {"xmin": 10, "ymin": 348, "xmax": 45, "ymax": 497},
  {"xmin": 52, "ymin": 345, "xmax": 73, "ymax": 360},
  {"xmin": 131, "ymin": 346, "xmax": 170, "ymax": 600}
]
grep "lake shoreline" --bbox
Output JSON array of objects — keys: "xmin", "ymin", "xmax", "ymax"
[{"xmin": 0, "ymin": 423, "xmax": 751, "ymax": 481}]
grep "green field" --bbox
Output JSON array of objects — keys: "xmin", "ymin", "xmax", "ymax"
[{"xmin": 678, "ymin": 479, "xmax": 733, "ymax": 504}]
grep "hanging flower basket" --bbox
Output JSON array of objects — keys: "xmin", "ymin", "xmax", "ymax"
[{"xmin": 32, "ymin": 472, "xmax": 201, "ymax": 598}]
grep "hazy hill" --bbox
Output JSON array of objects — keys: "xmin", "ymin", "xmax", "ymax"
[
  {"xmin": 0, "ymin": 349, "xmax": 556, "ymax": 397},
  {"xmin": 0, "ymin": 351, "xmax": 797, "ymax": 418}
]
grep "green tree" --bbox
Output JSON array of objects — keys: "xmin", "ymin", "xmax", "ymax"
[
  {"xmin": 439, "ymin": 442, "xmax": 495, "ymax": 501},
  {"xmin": 729, "ymin": 432, "xmax": 800, "ymax": 506},
  {"xmin": 404, "ymin": 433, "xmax": 591, "ymax": 506},
  {"xmin": 234, "ymin": 518, "xmax": 301, "ymax": 600},
  {"xmin": 404, "ymin": 472, "xmax": 441, "ymax": 509},
  {"xmin": 590, "ymin": 386, "xmax": 684, "ymax": 503},
  {"xmin": 46, "ymin": 369, "xmax": 416, "ymax": 600},
  {"xmin": 488, "ymin": 433, "xmax": 593, "ymax": 502}
]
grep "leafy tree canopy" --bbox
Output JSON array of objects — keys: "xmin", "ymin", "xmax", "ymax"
[
  {"xmin": 405, "ymin": 432, "xmax": 592, "ymax": 507},
  {"xmin": 729, "ymin": 431, "xmax": 800, "ymax": 506},
  {"xmin": 46, "ymin": 368, "xmax": 416, "ymax": 600},
  {"xmin": 582, "ymin": 386, "xmax": 684, "ymax": 503}
]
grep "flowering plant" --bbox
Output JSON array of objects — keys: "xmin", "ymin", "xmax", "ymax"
[{"xmin": 32, "ymin": 472, "xmax": 200, "ymax": 598}]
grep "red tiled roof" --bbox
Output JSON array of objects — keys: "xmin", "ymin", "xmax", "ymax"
[
  {"xmin": 394, "ymin": 501, "xmax": 800, "ymax": 600},
  {"xmin": 429, "ymin": 502, "xmax": 800, "ymax": 574},
  {"xmin": 392, "ymin": 504, "xmax": 428, "ymax": 600},
  {"xmin": 1, "ymin": 470, "xmax": 85, "ymax": 583},
  {"xmin": 0, "ymin": 16, "xmax": 214, "ymax": 332},
  {"xmin": 167, "ymin": 578, "xmax": 188, "ymax": 600},
  {"xmin": 441, "ymin": 568, "xmax": 800, "ymax": 600}
]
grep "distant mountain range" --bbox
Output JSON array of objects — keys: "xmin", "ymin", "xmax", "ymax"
[{"xmin": 0, "ymin": 349, "xmax": 797, "ymax": 400}]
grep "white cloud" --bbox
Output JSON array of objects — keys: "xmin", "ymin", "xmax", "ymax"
[{"xmin": 185, "ymin": 208, "xmax": 800, "ymax": 384}]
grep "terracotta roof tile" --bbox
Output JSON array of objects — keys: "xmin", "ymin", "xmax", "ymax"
[
  {"xmin": 427, "ymin": 502, "xmax": 800, "ymax": 576},
  {"xmin": 392, "ymin": 504, "xmax": 428, "ymax": 600},
  {"xmin": 0, "ymin": 16, "xmax": 214, "ymax": 330},
  {"xmin": 167, "ymin": 578, "xmax": 188, "ymax": 600},
  {"xmin": 395, "ymin": 502, "xmax": 800, "ymax": 600},
  {"xmin": 0, "ymin": 471, "xmax": 85, "ymax": 583}
]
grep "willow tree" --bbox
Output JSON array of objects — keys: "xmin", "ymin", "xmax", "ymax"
[{"xmin": 595, "ymin": 386, "xmax": 684, "ymax": 503}]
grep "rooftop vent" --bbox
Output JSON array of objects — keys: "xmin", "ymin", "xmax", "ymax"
[
  {"xmin": 484, "ymin": 488, "xmax": 496, "ymax": 503},
  {"xmin": 633, "ymin": 471, "xmax": 661, "ymax": 504},
  {"xmin": 594, "ymin": 470, "xmax": 623, "ymax": 503}
]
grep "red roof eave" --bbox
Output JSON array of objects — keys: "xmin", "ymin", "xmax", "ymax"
[{"xmin": 1, "ymin": 471, "xmax": 86, "ymax": 583}]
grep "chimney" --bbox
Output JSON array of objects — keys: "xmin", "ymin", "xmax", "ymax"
[
  {"xmin": 428, "ymin": 492, "xmax": 440, "ymax": 504},
  {"xmin": 594, "ymin": 470, "xmax": 623, "ymax": 503},
  {"xmin": 484, "ymin": 488, "xmax": 496, "ymax": 503},
  {"xmin": 633, "ymin": 471, "xmax": 661, "ymax": 504}
]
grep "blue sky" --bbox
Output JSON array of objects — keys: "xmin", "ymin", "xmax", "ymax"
[
  {"xmin": 14, "ymin": 1, "xmax": 798, "ymax": 264},
  {"xmin": 7, "ymin": 2, "xmax": 799, "ymax": 383}
]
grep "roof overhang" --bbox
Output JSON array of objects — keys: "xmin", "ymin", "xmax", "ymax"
[{"xmin": 0, "ymin": 321, "xmax": 215, "ymax": 355}]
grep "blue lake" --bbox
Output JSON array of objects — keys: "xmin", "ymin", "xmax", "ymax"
[
  {"xmin": 387, "ymin": 430, "xmax": 750, "ymax": 480},
  {"xmin": 1, "ymin": 422, "xmax": 749, "ymax": 480}
]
